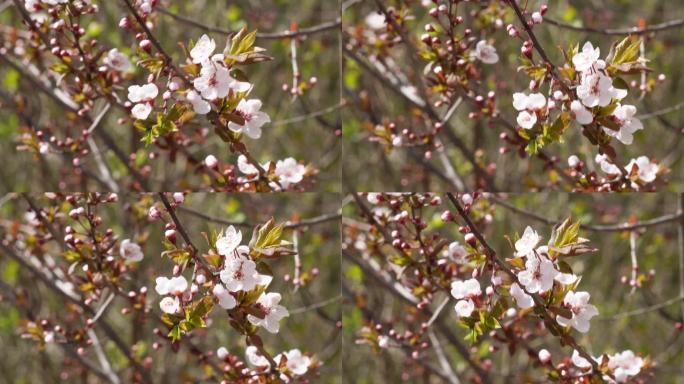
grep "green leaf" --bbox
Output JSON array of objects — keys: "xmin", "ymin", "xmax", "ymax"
[
  {"xmin": 609, "ymin": 37, "xmax": 641, "ymax": 66},
  {"xmin": 168, "ymin": 325, "xmax": 182, "ymax": 342}
]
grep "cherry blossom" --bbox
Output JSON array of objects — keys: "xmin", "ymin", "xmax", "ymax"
[
  {"xmin": 247, "ymin": 292, "xmax": 289, "ymax": 333},
  {"xmin": 219, "ymin": 256, "xmax": 259, "ymax": 292},
  {"xmin": 159, "ymin": 296, "xmax": 180, "ymax": 314},
  {"xmin": 608, "ymin": 350, "xmax": 643, "ymax": 382},
  {"xmin": 193, "ymin": 59, "xmax": 250, "ymax": 101},
  {"xmin": 538, "ymin": 349, "xmax": 551, "ymax": 363},
  {"xmin": 473, "ymin": 40, "xmax": 499, "ymax": 64},
  {"xmin": 572, "ymin": 349, "xmax": 593, "ymax": 369},
  {"xmin": 512, "ymin": 93, "xmax": 546, "ymax": 111},
  {"xmin": 216, "ymin": 225, "xmax": 242, "ymax": 256},
  {"xmin": 275, "ymin": 349, "xmax": 311, "ymax": 376},
  {"xmin": 204, "ymin": 154, "xmax": 218, "ymax": 168},
  {"xmin": 190, "ymin": 34, "xmax": 216, "ymax": 64},
  {"xmin": 570, "ymin": 100, "xmax": 593, "ymax": 125},
  {"xmin": 103, "ymin": 48, "xmax": 131, "ymax": 72},
  {"xmin": 365, "ymin": 12, "xmax": 385, "ymax": 30},
  {"xmin": 596, "ymin": 154, "xmax": 621, "ymax": 176},
  {"xmin": 367, "ymin": 193, "xmax": 382, "ymax": 204},
  {"xmin": 119, "ymin": 239, "xmax": 143, "ymax": 262},
  {"xmin": 216, "ymin": 346, "xmax": 229, "ymax": 360},
  {"xmin": 577, "ymin": 72, "xmax": 626, "ymax": 108},
  {"xmin": 155, "ymin": 276, "xmax": 188, "ymax": 296},
  {"xmin": 212, "ymin": 284, "xmax": 237, "ymax": 309},
  {"xmin": 556, "ymin": 290, "xmax": 599, "ymax": 333},
  {"xmin": 127, "ymin": 84, "xmax": 158, "ymax": 103},
  {"xmin": 517, "ymin": 256, "xmax": 558, "ymax": 293},
  {"xmin": 245, "ymin": 345, "xmax": 270, "ymax": 368},
  {"xmin": 454, "ymin": 299, "xmax": 475, "ymax": 317},
  {"xmin": 227, "ymin": 99, "xmax": 271, "ymax": 139},
  {"xmin": 515, "ymin": 226, "xmax": 541, "ymax": 257},
  {"xmin": 445, "ymin": 241, "xmax": 468, "ymax": 263},
  {"xmin": 275, "ymin": 158, "xmax": 305, "ymax": 189},
  {"xmin": 626, "ymin": 156, "xmax": 658, "ymax": 183},
  {"xmin": 516, "ymin": 110, "xmax": 537, "ymax": 129},
  {"xmin": 603, "ymin": 104, "xmax": 643, "ymax": 145},
  {"xmin": 555, "ymin": 272, "xmax": 578, "ymax": 285},
  {"xmin": 509, "ymin": 282, "xmax": 534, "ymax": 309},
  {"xmin": 131, "ymin": 103, "xmax": 152, "ymax": 120},
  {"xmin": 572, "ymin": 42, "xmax": 601, "ymax": 73},
  {"xmin": 450, "ymin": 278, "xmax": 482, "ymax": 299},
  {"xmin": 187, "ymin": 90, "xmax": 211, "ymax": 115},
  {"xmin": 568, "ymin": 155, "xmax": 580, "ymax": 168}
]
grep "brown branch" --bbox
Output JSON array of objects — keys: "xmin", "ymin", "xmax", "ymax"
[
  {"xmin": 545, "ymin": 16, "xmax": 684, "ymax": 36},
  {"xmin": 490, "ymin": 195, "xmax": 684, "ymax": 232},
  {"xmin": 678, "ymin": 193, "xmax": 684, "ymax": 327},
  {"xmin": 176, "ymin": 205, "xmax": 341, "ymax": 229},
  {"xmin": 157, "ymin": 7, "xmax": 340, "ymax": 40}
]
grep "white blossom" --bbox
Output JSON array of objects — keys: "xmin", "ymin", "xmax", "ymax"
[
  {"xmin": 626, "ymin": 156, "xmax": 658, "ymax": 183},
  {"xmin": 538, "ymin": 349, "xmax": 551, "ymax": 363},
  {"xmin": 450, "ymin": 278, "xmax": 482, "ymax": 300},
  {"xmin": 247, "ymin": 292, "xmax": 289, "ymax": 333},
  {"xmin": 103, "ymin": 48, "xmax": 131, "ymax": 72},
  {"xmin": 245, "ymin": 346, "xmax": 270, "ymax": 368},
  {"xmin": 190, "ymin": 34, "xmax": 216, "ymax": 64},
  {"xmin": 515, "ymin": 226, "xmax": 541, "ymax": 257},
  {"xmin": 445, "ymin": 241, "xmax": 468, "ymax": 263},
  {"xmin": 568, "ymin": 155, "xmax": 581, "ymax": 168},
  {"xmin": 577, "ymin": 72, "xmax": 626, "ymax": 108},
  {"xmin": 572, "ymin": 42, "xmax": 601, "ymax": 73},
  {"xmin": 204, "ymin": 154, "xmax": 218, "ymax": 168},
  {"xmin": 473, "ymin": 40, "xmax": 499, "ymax": 64},
  {"xmin": 518, "ymin": 256, "xmax": 558, "ymax": 293},
  {"xmin": 604, "ymin": 104, "xmax": 643, "ymax": 145},
  {"xmin": 187, "ymin": 90, "xmax": 211, "ymax": 115},
  {"xmin": 516, "ymin": 110, "xmax": 537, "ymax": 129},
  {"xmin": 556, "ymin": 291, "xmax": 599, "ymax": 333},
  {"xmin": 275, "ymin": 349, "xmax": 311, "ymax": 376},
  {"xmin": 212, "ymin": 284, "xmax": 237, "ymax": 309},
  {"xmin": 227, "ymin": 99, "xmax": 271, "ymax": 139},
  {"xmin": 572, "ymin": 349, "xmax": 593, "ymax": 369},
  {"xmin": 216, "ymin": 346, "xmax": 229, "ymax": 360},
  {"xmin": 159, "ymin": 296, "xmax": 180, "ymax": 314},
  {"xmin": 120, "ymin": 239, "xmax": 144, "ymax": 262},
  {"xmin": 365, "ymin": 13, "xmax": 385, "ymax": 30},
  {"xmin": 608, "ymin": 350, "xmax": 643, "ymax": 382},
  {"xmin": 194, "ymin": 62, "xmax": 249, "ymax": 100},
  {"xmin": 595, "ymin": 154, "xmax": 621, "ymax": 176},
  {"xmin": 216, "ymin": 226, "xmax": 242, "ymax": 257},
  {"xmin": 555, "ymin": 272, "xmax": 578, "ymax": 285},
  {"xmin": 367, "ymin": 193, "xmax": 382, "ymax": 204},
  {"xmin": 219, "ymin": 256, "xmax": 259, "ymax": 292},
  {"xmin": 131, "ymin": 103, "xmax": 152, "ymax": 120},
  {"xmin": 275, "ymin": 158, "xmax": 305, "ymax": 189},
  {"xmin": 128, "ymin": 84, "xmax": 158, "ymax": 103},
  {"xmin": 454, "ymin": 299, "xmax": 475, "ymax": 317},
  {"xmin": 155, "ymin": 276, "xmax": 188, "ymax": 295},
  {"xmin": 571, "ymin": 100, "xmax": 594, "ymax": 125},
  {"xmin": 510, "ymin": 282, "xmax": 534, "ymax": 309}
]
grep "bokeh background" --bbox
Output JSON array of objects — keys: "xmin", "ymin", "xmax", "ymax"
[
  {"xmin": 343, "ymin": 193, "xmax": 684, "ymax": 382},
  {"xmin": 0, "ymin": 192, "xmax": 341, "ymax": 383},
  {"xmin": 343, "ymin": 0, "xmax": 684, "ymax": 191}
]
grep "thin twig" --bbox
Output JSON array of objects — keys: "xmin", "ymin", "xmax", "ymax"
[
  {"xmin": 544, "ymin": 16, "xmax": 684, "ymax": 36},
  {"xmin": 175, "ymin": 205, "xmax": 341, "ymax": 229},
  {"xmin": 156, "ymin": 8, "xmax": 340, "ymax": 39},
  {"xmin": 490, "ymin": 195, "xmax": 684, "ymax": 232}
]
